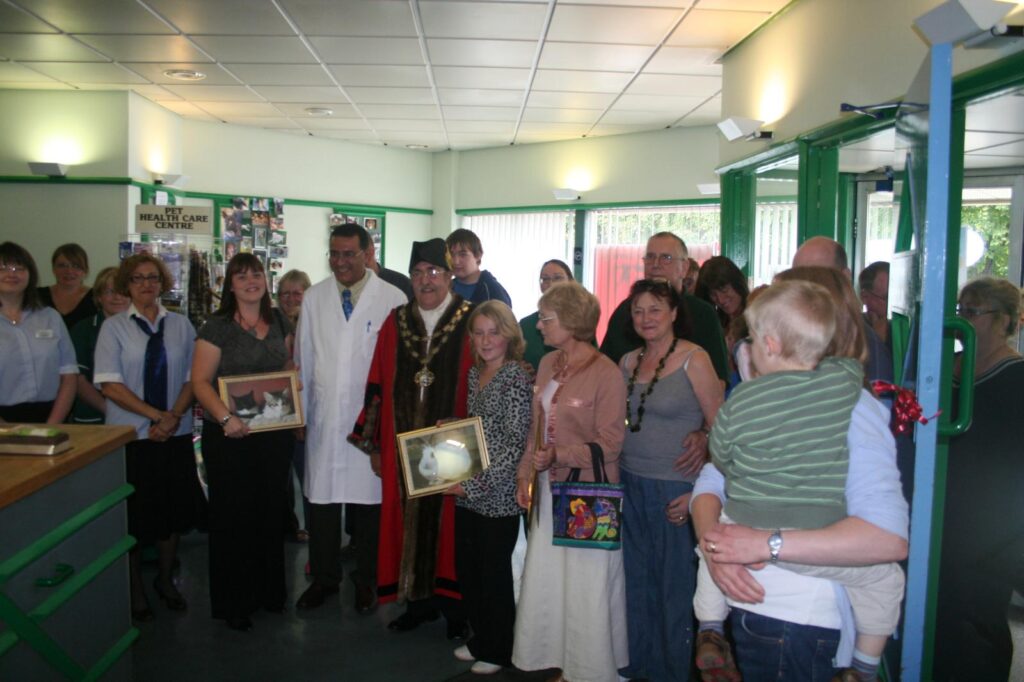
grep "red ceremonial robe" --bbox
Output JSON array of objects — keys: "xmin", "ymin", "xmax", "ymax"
[{"xmin": 350, "ymin": 299, "xmax": 474, "ymax": 603}]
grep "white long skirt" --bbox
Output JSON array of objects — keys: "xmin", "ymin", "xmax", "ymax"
[{"xmin": 512, "ymin": 471, "xmax": 629, "ymax": 682}]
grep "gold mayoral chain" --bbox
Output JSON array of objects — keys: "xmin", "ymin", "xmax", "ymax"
[{"xmin": 397, "ymin": 302, "xmax": 471, "ymax": 390}]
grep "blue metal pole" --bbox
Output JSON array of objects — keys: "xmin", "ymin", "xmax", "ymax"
[{"xmin": 900, "ymin": 40, "xmax": 953, "ymax": 682}]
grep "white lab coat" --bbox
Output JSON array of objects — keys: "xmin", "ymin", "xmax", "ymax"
[{"xmin": 295, "ymin": 271, "xmax": 406, "ymax": 504}]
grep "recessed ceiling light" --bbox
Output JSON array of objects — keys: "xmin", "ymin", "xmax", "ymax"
[
  {"xmin": 304, "ymin": 107, "xmax": 334, "ymax": 117},
  {"xmin": 406, "ymin": 144, "xmax": 429, "ymax": 150},
  {"xmin": 163, "ymin": 69, "xmax": 206, "ymax": 81}
]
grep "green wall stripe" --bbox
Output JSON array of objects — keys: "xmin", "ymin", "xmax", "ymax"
[{"xmin": 0, "ymin": 176, "xmax": 431, "ymax": 215}]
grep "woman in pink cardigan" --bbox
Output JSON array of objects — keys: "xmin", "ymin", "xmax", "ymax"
[{"xmin": 512, "ymin": 281, "xmax": 628, "ymax": 682}]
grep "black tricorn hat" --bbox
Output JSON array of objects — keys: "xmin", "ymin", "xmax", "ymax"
[{"xmin": 408, "ymin": 238, "xmax": 450, "ymax": 272}]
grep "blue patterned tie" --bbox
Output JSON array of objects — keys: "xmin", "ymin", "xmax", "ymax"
[
  {"xmin": 132, "ymin": 316, "xmax": 168, "ymax": 411},
  {"xmin": 342, "ymin": 288, "xmax": 353, "ymax": 320}
]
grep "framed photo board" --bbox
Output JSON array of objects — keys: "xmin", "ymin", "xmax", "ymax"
[
  {"xmin": 217, "ymin": 370, "xmax": 304, "ymax": 433},
  {"xmin": 396, "ymin": 417, "xmax": 489, "ymax": 498}
]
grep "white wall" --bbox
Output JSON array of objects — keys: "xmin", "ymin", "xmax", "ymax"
[
  {"xmin": 128, "ymin": 93, "xmax": 183, "ymax": 181},
  {"xmin": 719, "ymin": 0, "xmax": 1024, "ymax": 166},
  {"xmin": 452, "ymin": 125, "xmax": 722, "ymax": 210}
]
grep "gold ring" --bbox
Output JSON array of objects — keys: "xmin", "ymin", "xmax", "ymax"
[{"xmin": 708, "ymin": 541, "xmax": 717, "ymax": 553}]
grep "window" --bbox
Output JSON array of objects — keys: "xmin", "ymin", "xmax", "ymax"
[{"xmin": 752, "ymin": 200, "xmax": 798, "ymax": 286}]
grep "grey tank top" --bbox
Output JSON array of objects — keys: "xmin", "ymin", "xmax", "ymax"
[{"xmin": 621, "ymin": 354, "xmax": 705, "ymax": 482}]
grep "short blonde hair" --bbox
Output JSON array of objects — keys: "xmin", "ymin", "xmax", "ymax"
[
  {"xmin": 91, "ymin": 266, "xmax": 120, "ymax": 305},
  {"xmin": 775, "ymin": 266, "xmax": 868, "ymax": 365},
  {"xmin": 467, "ymin": 300, "xmax": 524, "ymax": 364},
  {"xmin": 538, "ymin": 281, "xmax": 600, "ymax": 342},
  {"xmin": 277, "ymin": 269, "xmax": 311, "ymax": 296},
  {"xmin": 744, "ymin": 279, "xmax": 837, "ymax": 367},
  {"xmin": 960, "ymin": 277, "xmax": 1023, "ymax": 338}
]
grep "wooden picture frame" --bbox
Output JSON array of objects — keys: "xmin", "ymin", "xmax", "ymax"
[
  {"xmin": 396, "ymin": 417, "xmax": 490, "ymax": 498},
  {"xmin": 217, "ymin": 370, "xmax": 303, "ymax": 433}
]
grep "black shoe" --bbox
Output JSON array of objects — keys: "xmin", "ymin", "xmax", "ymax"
[
  {"xmin": 446, "ymin": 619, "xmax": 470, "ymax": 641},
  {"xmin": 226, "ymin": 616, "xmax": 253, "ymax": 632},
  {"xmin": 355, "ymin": 585, "xmax": 378, "ymax": 615},
  {"xmin": 152, "ymin": 578, "xmax": 187, "ymax": 611},
  {"xmin": 388, "ymin": 608, "xmax": 440, "ymax": 631},
  {"xmin": 296, "ymin": 583, "xmax": 339, "ymax": 610},
  {"xmin": 131, "ymin": 605, "xmax": 155, "ymax": 623}
]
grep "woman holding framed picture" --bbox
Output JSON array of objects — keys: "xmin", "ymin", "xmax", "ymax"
[{"xmin": 192, "ymin": 253, "xmax": 296, "ymax": 632}]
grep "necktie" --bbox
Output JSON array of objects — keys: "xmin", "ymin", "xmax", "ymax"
[
  {"xmin": 133, "ymin": 316, "xmax": 168, "ymax": 411},
  {"xmin": 342, "ymin": 289, "xmax": 353, "ymax": 320}
]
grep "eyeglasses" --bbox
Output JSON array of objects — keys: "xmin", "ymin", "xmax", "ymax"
[
  {"xmin": 410, "ymin": 267, "xmax": 446, "ymax": 280},
  {"xmin": 540, "ymin": 275, "xmax": 568, "ymax": 285},
  {"xmin": 129, "ymin": 274, "xmax": 161, "ymax": 285},
  {"xmin": 642, "ymin": 254, "xmax": 677, "ymax": 265},
  {"xmin": 956, "ymin": 304, "xmax": 998, "ymax": 318},
  {"xmin": 327, "ymin": 249, "xmax": 364, "ymax": 261},
  {"xmin": 0, "ymin": 264, "xmax": 28, "ymax": 274},
  {"xmin": 538, "ymin": 315, "xmax": 558, "ymax": 325}
]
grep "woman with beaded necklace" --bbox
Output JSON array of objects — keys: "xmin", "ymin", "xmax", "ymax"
[{"xmin": 617, "ymin": 279, "xmax": 723, "ymax": 681}]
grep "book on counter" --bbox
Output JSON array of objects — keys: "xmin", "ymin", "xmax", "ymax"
[{"xmin": 0, "ymin": 425, "xmax": 72, "ymax": 456}]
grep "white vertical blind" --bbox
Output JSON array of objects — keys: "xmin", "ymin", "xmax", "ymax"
[
  {"xmin": 753, "ymin": 202, "xmax": 798, "ymax": 286},
  {"xmin": 460, "ymin": 211, "xmax": 575, "ymax": 320}
]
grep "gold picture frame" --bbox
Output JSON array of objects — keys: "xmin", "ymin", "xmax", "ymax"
[
  {"xmin": 396, "ymin": 416, "xmax": 490, "ymax": 498},
  {"xmin": 217, "ymin": 370, "xmax": 304, "ymax": 433}
]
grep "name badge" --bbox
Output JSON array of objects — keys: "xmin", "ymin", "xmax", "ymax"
[{"xmin": 35, "ymin": 329, "xmax": 55, "ymax": 339}]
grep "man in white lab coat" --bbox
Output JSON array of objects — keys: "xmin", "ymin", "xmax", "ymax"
[{"xmin": 294, "ymin": 223, "xmax": 406, "ymax": 613}]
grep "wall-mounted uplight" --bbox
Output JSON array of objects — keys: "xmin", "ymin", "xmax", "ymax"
[
  {"xmin": 163, "ymin": 69, "xmax": 206, "ymax": 81},
  {"xmin": 152, "ymin": 172, "xmax": 188, "ymax": 187},
  {"xmin": 716, "ymin": 116, "xmax": 773, "ymax": 142},
  {"xmin": 552, "ymin": 188, "xmax": 580, "ymax": 201},
  {"xmin": 28, "ymin": 161, "xmax": 68, "ymax": 177},
  {"xmin": 914, "ymin": 0, "xmax": 1015, "ymax": 45}
]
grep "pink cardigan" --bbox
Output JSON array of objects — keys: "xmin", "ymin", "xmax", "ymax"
[{"xmin": 516, "ymin": 348, "xmax": 627, "ymax": 485}]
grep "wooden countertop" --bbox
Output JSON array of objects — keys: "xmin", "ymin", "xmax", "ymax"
[{"xmin": 0, "ymin": 424, "xmax": 136, "ymax": 510}]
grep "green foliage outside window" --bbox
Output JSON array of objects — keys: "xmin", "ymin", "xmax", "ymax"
[{"xmin": 962, "ymin": 203, "xmax": 1010, "ymax": 279}]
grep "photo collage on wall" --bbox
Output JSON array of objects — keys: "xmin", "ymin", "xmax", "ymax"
[
  {"xmin": 220, "ymin": 197, "xmax": 286, "ymax": 291},
  {"xmin": 328, "ymin": 212, "xmax": 382, "ymax": 256}
]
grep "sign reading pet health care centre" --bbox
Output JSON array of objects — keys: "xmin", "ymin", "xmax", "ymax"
[{"xmin": 135, "ymin": 205, "xmax": 213, "ymax": 235}]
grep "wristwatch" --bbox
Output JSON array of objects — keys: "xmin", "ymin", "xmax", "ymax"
[
  {"xmin": 768, "ymin": 530, "xmax": 783, "ymax": 563},
  {"xmin": 220, "ymin": 414, "xmax": 233, "ymax": 426}
]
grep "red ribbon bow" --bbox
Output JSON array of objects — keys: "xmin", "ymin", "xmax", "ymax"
[{"xmin": 871, "ymin": 381, "xmax": 942, "ymax": 436}]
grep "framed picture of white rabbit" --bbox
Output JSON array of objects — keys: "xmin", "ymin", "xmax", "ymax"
[
  {"xmin": 218, "ymin": 370, "xmax": 304, "ymax": 433},
  {"xmin": 396, "ymin": 417, "xmax": 490, "ymax": 499}
]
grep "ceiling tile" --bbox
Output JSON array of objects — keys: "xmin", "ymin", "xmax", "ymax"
[
  {"xmin": 328, "ymin": 65, "xmax": 430, "ymax": 88},
  {"xmin": 538, "ymin": 42, "xmax": 649, "ymax": 73},
  {"xmin": 15, "ymin": 0, "xmax": 175, "ymax": 34},
  {"xmin": 224, "ymin": 64, "xmax": 332, "ymax": 86},
  {"xmin": 156, "ymin": 100, "xmax": 219, "ymax": 121},
  {"xmin": 558, "ymin": 0, "xmax": 693, "ymax": 6},
  {"xmin": 371, "ymin": 119, "xmax": 442, "ymax": 132},
  {"xmin": 273, "ymin": 101, "xmax": 359, "ymax": 118},
  {"xmin": 278, "ymin": 0, "xmax": 416, "ymax": 37},
  {"xmin": 443, "ymin": 106, "xmax": 519, "ymax": 121},
  {"xmin": 145, "ymin": 0, "xmax": 295, "ymax": 35},
  {"xmin": 74, "ymin": 35, "xmax": 211, "ymax": 63},
  {"xmin": 438, "ymin": 88, "xmax": 522, "ymax": 107},
  {"xmin": 965, "ymin": 137, "xmax": 1024, "ymax": 156},
  {"xmin": 357, "ymin": 104, "xmax": 439, "ymax": 120},
  {"xmin": 526, "ymin": 91, "xmax": 616, "ymax": 109},
  {"xmin": 0, "ymin": 81, "xmax": 74, "ymax": 90},
  {"xmin": 667, "ymin": 8, "xmax": 770, "ymax": 48},
  {"xmin": 966, "ymin": 94, "xmax": 1024, "ymax": 134},
  {"xmin": 674, "ymin": 95, "xmax": 721, "ymax": 125},
  {"xmin": 193, "ymin": 101, "xmax": 285, "ymax": 118},
  {"xmin": 162, "ymin": 84, "xmax": 265, "ymax": 101},
  {"xmin": 448, "ymin": 133, "xmax": 512, "ymax": 150},
  {"xmin": 220, "ymin": 116, "xmax": 302, "ymax": 129},
  {"xmin": 0, "ymin": 62, "xmax": 61, "ymax": 83},
  {"xmin": 251, "ymin": 85, "xmax": 347, "ymax": 102},
  {"xmin": 74, "ymin": 83, "xmax": 180, "ymax": 100},
  {"xmin": 587, "ymin": 123, "xmax": 655, "ymax": 137},
  {"xmin": 613, "ymin": 92, "xmax": 708, "ymax": 111},
  {"xmin": 0, "ymin": 35, "xmax": 108, "ymax": 62},
  {"xmin": 345, "ymin": 87, "xmax": 435, "ymax": 105},
  {"xmin": 628, "ymin": 73, "xmax": 720, "ymax": 97},
  {"xmin": 123, "ymin": 62, "xmax": 239, "ymax": 86},
  {"xmin": 531, "ymin": 69, "xmax": 631, "ymax": 93},
  {"xmin": 432, "ymin": 66, "xmax": 530, "ymax": 90},
  {"xmin": 310, "ymin": 37, "xmax": 423, "ymax": 65},
  {"xmin": 0, "ymin": 3, "xmax": 58, "ymax": 32},
  {"xmin": 299, "ymin": 117, "xmax": 372, "ymax": 131},
  {"xmin": 645, "ymin": 46, "xmax": 724, "ymax": 75},
  {"xmin": 190, "ymin": 36, "xmax": 315, "ymax": 64},
  {"xmin": 964, "ymin": 131, "xmax": 1024, "ymax": 152},
  {"xmin": 600, "ymin": 109, "xmax": 679, "ymax": 125},
  {"xmin": 698, "ymin": 0, "xmax": 790, "ymax": 11},
  {"xmin": 522, "ymin": 108, "xmax": 601, "ymax": 124},
  {"xmin": 427, "ymin": 39, "xmax": 536, "ymax": 68},
  {"xmin": 548, "ymin": 4, "xmax": 683, "ymax": 44},
  {"xmin": 445, "ymin": 120, "xmax": 514, "ymax": 134},
  {"xmin": 419, "ymin": 1, "xmax": 548, "ymax": 40},
  {"xmin": 517, "ymin": 121, "xmax": 589, "ymax": 135},
  {"xmin": 25, "ymin": 61, "xmax": 148, "ymax": 84},
  {"xmin": 311, "ymin": 130, "xmax": 381, "ymax": 142},
  {"xmin": 378, "ymin": 132, "xmax": 448, "ymax": 144}
]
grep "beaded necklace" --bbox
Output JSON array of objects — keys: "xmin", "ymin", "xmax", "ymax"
[{"xmin": 626, "ymin": 336, "xmax": 679, "ymax": 432}]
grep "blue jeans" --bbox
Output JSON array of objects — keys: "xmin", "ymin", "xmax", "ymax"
[
  {"xmin": 619, "ymin": 470, "xmax": 696, "ymax": 682},
  {"xmin": 730, "ymin": 608, "xmax": 841, "ymax": 682}
]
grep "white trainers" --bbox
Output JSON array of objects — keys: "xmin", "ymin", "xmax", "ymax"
[
  {"xmin": 453, "ymin": 645, "xmax": 475, "ymax": 662},
  {"xmin": 470, "ymin": 661, "xmax": 502, "ymax": 675}
]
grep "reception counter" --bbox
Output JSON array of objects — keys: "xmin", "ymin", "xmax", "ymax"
[{"xmin": 0, "ymin": 424, "xmax": 137, "ymax": 681}]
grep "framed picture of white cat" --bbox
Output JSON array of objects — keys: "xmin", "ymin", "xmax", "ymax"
[
  {"xmin": 218, "ymin": 370, "xmax": 304, "ymax": 433},
  {"xmin": 396, "ymin": 417, "xmax": 490, "ymax": 499}
]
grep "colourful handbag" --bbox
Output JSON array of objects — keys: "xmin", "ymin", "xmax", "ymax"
[{"xmin": 550, "ymin": 443, "xmax": 623, "ymax": 550}]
